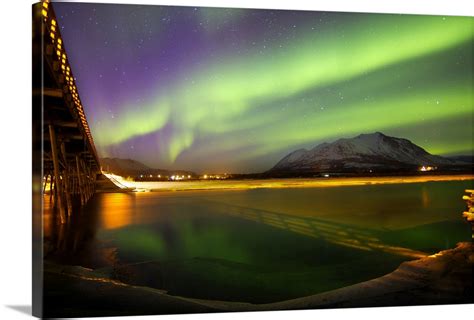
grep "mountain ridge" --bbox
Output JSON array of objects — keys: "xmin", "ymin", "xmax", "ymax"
[
  {"xmin": 270, "ymin": 132, "xmax": 457, "ymax": 173},
  {"xmin": 100, "ymin": 157, "xmax": 196, "ymax": 177}
]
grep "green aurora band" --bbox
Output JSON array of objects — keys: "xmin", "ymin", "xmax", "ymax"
[{"xmin": 88, "ymin": 12, "xmax": 473, "ymax": 172}]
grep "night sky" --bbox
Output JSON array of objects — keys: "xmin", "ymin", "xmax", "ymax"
[{"xmin": 54, "ymin": 3, "xmax": 473, "ymax": 173}]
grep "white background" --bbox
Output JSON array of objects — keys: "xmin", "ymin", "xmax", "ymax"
[{"xmin": 0, "ymin": 0, "xmax": 472, "ymax": 319}]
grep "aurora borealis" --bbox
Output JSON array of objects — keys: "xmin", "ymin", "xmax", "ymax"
[{"xmin": 54, "ymin": 3, "xmax": 473, "ymax": 173}]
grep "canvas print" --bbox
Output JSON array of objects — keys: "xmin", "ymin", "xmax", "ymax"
[{"xmin": 32, "ymin": 0, "xmax": 474, "ymax": 318}]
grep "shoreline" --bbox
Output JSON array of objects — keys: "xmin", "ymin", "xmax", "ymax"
[
  {"xmin": 43, "ymin": 242, "xmax": 473, "ymax": 317},
  {"xmin": 98, "ymin": 174, "xmax": 474, "ymax": 193}
]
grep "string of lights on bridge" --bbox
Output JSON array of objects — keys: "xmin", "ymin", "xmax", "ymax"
[{"xmin": 41, "ymin": 0, "xmax": 98, "ymax": 160}]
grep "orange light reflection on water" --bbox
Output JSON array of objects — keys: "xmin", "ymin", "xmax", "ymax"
[
  {"xmin": 43, "ymin": 195, "xmax": 54, "ymax": 238},
  {"xmin": 99, "ymin": 193, "xmax": 136, "ymax": 230}
]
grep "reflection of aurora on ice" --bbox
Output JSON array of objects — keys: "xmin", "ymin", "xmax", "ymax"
[
  {"xmin": 42, "ymin": 181, "xmax": 473, "ymax": 311},
  {"xmin": 88, "ymin": 175, "xmax": 474, "ymax": 261}
]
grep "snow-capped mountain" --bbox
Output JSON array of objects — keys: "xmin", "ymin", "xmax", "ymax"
[{"xmin": 270, "ymin": 132, "xmax": 455, "ymax": 173}]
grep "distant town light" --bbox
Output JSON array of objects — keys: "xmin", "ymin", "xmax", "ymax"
[{"xmin": 419, "ymin": 165, "xmax": 436, "ymax": 172}]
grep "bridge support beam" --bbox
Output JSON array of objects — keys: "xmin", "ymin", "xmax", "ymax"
[
  {"xmin": 60, "ymin": 142, "xmax": 73, "ymax": 218},
  {"xmin": 46, "ymin": 129, "xmax": 100, "ymax": 223},
  {"xmin": 48, "ymin": 125, "xmax": 66, "ymax": 224},
  {"xmin": 76, "ymin": 155, "xmax": 85, "ymax": 205}
]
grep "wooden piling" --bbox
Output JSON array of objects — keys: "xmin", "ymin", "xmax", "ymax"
[
  {"xmin": 43, "ymin": 173, "xmax": 48, "ymax": 195},
  {"xmin": 76, "ymin": 155, "xmax": 85, "ymax": 205},
  {"xmin": 48, "ymin": 125, "xmax": 66, "ymax": 224},
  {"xmin": 60, "ymin": 142, "xmax": 73, "ymax": 217},
  {"xmin": 50, "ymin": 174, "xmax": 54, "ymax": 202},
  {"xmin": 81, "ymin": 158, "xmax": 90, "ymax": 201}
]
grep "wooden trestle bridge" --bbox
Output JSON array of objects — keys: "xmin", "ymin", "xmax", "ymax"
[{"xmin": 33, "ymin": 1, "xmax": 101, "ymax": 223}]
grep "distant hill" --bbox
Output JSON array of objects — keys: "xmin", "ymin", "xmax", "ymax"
[
  {"xmin": 270, "ymin": 132, "xmax": 461, "ymax": 174},
  {"xmin": 101, "ymin": 158, "xmax": 151, "ymax": 173},
  {"xmin": 100, "ymin": 157, "xmax": 196, "ymax": 178}
]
